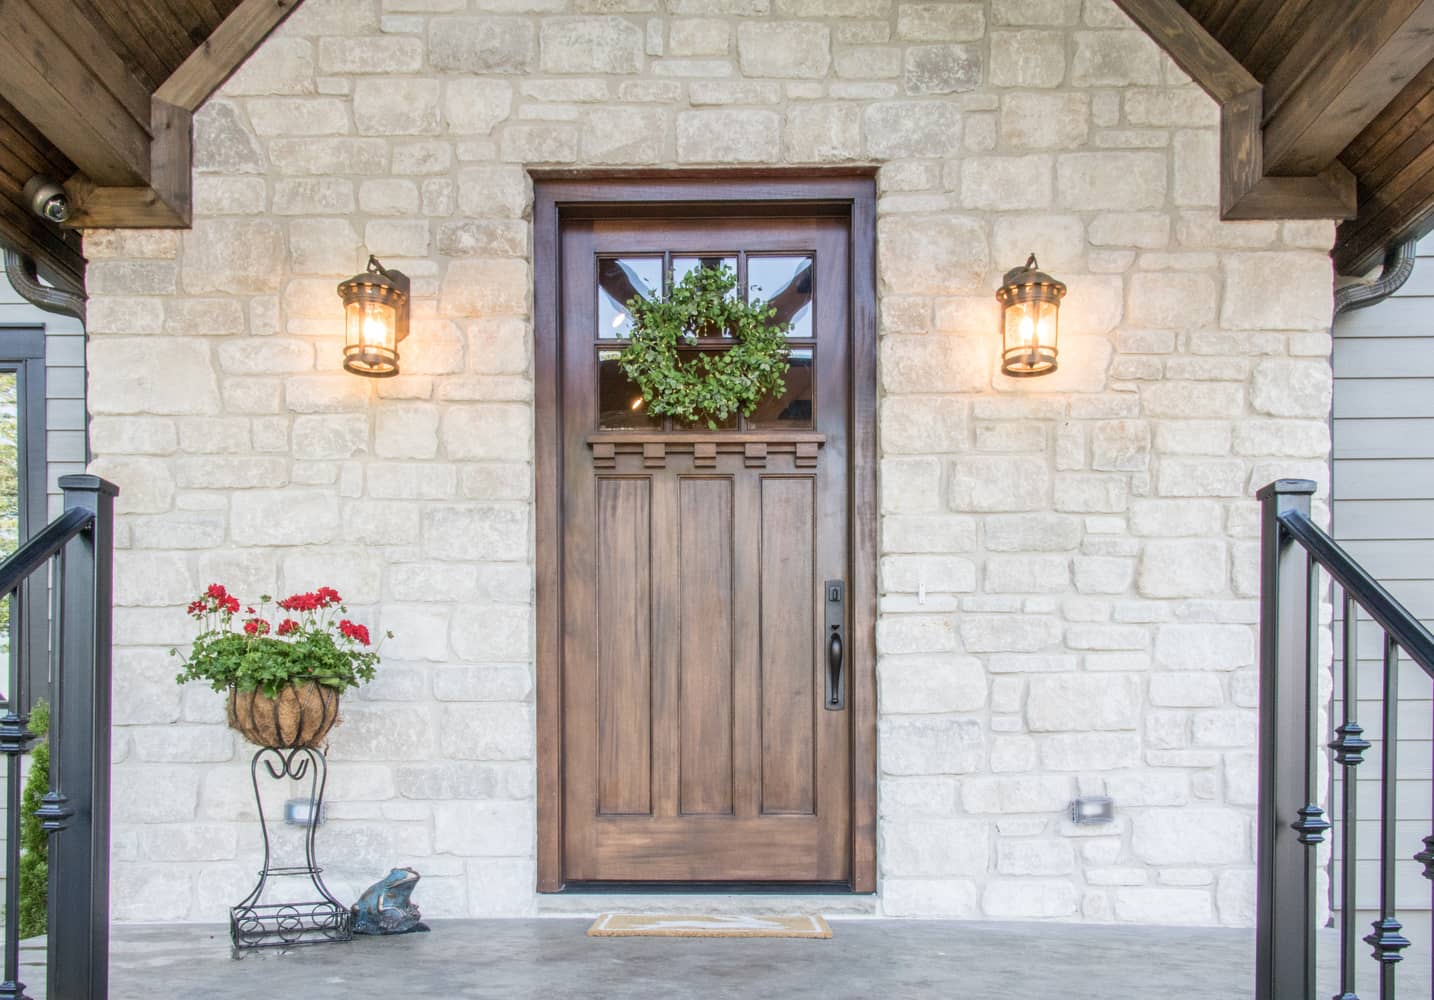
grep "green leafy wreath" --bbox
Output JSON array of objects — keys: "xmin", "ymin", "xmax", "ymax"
[{"xmin": 617, "ymin": 264, "xmax": 790, "ymax": 430}]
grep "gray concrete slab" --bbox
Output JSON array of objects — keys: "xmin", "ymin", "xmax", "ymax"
[
  {"xmin": 10, "ymin": 920, "xmax": 1430, "ymax": 999},
  {"xmin": 32, "ymin": 919, "xmax": 1406, "ymax": 1000}
]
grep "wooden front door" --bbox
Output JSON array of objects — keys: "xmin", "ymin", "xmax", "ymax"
[{"xmin": 556, "ymin": 214, "xmax": 853, "ymax": 883}]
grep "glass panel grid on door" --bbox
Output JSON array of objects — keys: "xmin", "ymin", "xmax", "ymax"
[{"xmin": 594, "ymin": 250, "xmax": 817, "ymax": 432}]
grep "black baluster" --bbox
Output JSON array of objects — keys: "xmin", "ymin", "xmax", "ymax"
[
  {"xmin": 0, "ymin": 580, "xmax": 33, "ymax": 1000},
  {"xmin": 34, "ymin": 553, "xmax": 68, "ymax": 831},
  {"xmin": 1415, "ymin": 696, "xmax": 1434, "ymax": 996},
  {"xmin": 1294, "ymin": 561, "xmax": 1330, "ymax": 846},
  {"xmin": 1332, "ymin": 591, "xmax": 1370, "ymax": 1000},
  {"xmin": 1365, "ymin": 635, "xmax": 1410, "ymax": 999}
]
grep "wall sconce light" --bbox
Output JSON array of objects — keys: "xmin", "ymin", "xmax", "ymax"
[
  {"xmin": 996, "ymin": 253, "xmax": 1066, "ymax": 378},
  {"xmin": 337, "ymin": 255, "xmax": 410, "ymax": 378}
]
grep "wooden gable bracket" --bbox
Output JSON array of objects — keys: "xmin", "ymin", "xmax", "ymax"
[
  {"xmin": 0, "ymin": 0, "xmax": 299, "ymax": 231},
  {"xmin": 1113, "ymin": 0, "xmax": 1367, "ymax": 222}
]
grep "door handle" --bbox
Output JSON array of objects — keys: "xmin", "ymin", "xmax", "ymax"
[{"xmin": 824, "ymin": 580, "xmax": 844, "ymax": 710}]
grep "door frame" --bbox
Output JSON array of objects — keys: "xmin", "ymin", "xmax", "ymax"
[{"xmin": 532, "ymin": 171, "xmax": 878, "ymax": 892}]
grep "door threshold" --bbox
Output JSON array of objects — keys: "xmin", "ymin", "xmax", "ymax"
[{"xmin": 558, "ymin": 881, "xmax": 864, "ymax": 895}]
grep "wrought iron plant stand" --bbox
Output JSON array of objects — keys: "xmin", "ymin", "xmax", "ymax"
[{"xmin": 230, "ymin": 746, "xmax": 353, "ymax": 950}]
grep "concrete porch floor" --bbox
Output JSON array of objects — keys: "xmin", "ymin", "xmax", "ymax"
[{"xmin": 18, "ymin": 919, "xmax": 1430, "ymax": 999}]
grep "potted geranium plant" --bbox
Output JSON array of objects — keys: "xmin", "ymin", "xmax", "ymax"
[{"xmin": 174, "ymin": 584, "xmax": 388, "ymax": 749}]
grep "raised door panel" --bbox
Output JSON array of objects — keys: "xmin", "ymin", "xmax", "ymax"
[
  {"xmin": 758, "ymin": 475, "xmax": 817, "ymax": 816},
  {"xmin": 678, "ymin": 476, "xmax": 736, "ymax": 816},
  {"xmin": 596, "ymin": 477, "xmax": 653, "ymax": 816}
]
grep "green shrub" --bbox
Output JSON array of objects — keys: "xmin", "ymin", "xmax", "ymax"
[{"xmin": 18, "ymin": 701, "xmax": 47, "ymax": 939}]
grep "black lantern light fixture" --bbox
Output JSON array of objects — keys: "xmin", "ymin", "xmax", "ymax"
[
  {"xmin": 995, "ymin": 253, "xmax": 1066, "ymax": 378},
  {"xmin": 337, "ymin": 255, "xmax": 410, "ymax": 378}
]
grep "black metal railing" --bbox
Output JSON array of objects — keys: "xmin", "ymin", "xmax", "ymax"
[
  {"xmin": 0, "ymin": 475, "xmax": 115, "ymax": 1000},
  {"xmin": 1258, "ymin": 478, "xmax": 1434, "ymax": 999}
]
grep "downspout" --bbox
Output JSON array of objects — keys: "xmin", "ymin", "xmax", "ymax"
[
  {"xmin": 1334, "ymin": 238, "xmax": 1417, "ymax": 315},
  {"xmin": 3, "ymin": 248, "xmax": 85, "ymax": 323}
]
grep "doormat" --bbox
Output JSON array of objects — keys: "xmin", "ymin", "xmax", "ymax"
[{"xmin": 587, "ymin": 914, "xmax": 832, "ymax": 939}]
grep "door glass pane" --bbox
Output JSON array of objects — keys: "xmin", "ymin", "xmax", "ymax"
[
  {"xmin": 598, "ymin": 350, "xmax": 662, "ymax": 429},
  {"xmin": 599, "ymin": 257, "xmax": 662, "ymax": 339},
  {"xmin": 748, "ymin": 256, "xmax": 813, "ymax": 339},
  {"xmin": 748, "ymin": 347, "xmax": 813, "ymax": 429},
  {"xmin": 0, "ymin": 373, "xmax": 18, "ymax": 668}
]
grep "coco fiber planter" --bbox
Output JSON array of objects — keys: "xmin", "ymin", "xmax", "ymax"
[{"xmin": 227, "ymin": 682, "xmax": 340, "ymax": 750}]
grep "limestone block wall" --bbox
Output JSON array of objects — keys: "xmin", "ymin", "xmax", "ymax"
[{"xmin": 85, "ymin": 0, "xmax": 1335, "ymax": 923}]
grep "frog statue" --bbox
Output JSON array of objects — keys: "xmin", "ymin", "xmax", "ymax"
[{"xmin": 351, "ymin": 867, "xmax": 430, "ymax": 936}]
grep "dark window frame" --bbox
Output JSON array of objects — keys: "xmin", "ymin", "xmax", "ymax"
[{"xmin": 0, "ymin": 326, "xmax": 50, "ymax": 710}]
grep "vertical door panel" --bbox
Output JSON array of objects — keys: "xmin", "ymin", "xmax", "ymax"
[
  {"xmin": 758, "ymin": 475, "xmax": 817, "ymax": 816},
  {"xmin": 678, "ymin": 476, "xmax": 735, "ymax": 816},
  {"xmin": 596, "ymin": 477, "xmax": 653, "ymax": 816}
]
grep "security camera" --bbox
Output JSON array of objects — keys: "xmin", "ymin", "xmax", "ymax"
[{"xmin": 23, "ymin": 176, "xmax": 69, "ymax": 224}]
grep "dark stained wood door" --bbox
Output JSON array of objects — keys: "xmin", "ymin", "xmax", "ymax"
[{"xmin": 558, "ymin": 215, "xmax": 852, "ymax": 882}]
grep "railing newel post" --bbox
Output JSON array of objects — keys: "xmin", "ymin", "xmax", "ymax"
[
  {"xmin": 1256, "ymin": 478, "xmax": 1319, "ymax": 1000},
  {"xmin": 47, "ymin": 475, "xmax": 116, "ymax": 1000}
]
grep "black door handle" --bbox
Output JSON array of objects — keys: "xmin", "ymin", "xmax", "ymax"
[{"xmin": 824, "ymin": 580, "xmax": 844, "ymax": 710}]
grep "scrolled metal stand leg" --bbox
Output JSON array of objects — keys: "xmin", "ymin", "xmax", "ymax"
[{"xmin": 230, "ymin": 746, "xmax": 352, "ymax": 951}]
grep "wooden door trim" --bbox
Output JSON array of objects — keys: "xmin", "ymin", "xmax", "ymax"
[{"xmin": 533, "ymin": 172, "xmax": 878, "ymax": 893}]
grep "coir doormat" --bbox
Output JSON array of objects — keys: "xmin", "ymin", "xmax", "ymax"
[{"xmin": 587, "ymin": 913, "xmax": 832, "ymax": 939}]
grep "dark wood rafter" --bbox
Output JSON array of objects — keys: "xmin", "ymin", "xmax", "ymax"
[
  {"xmin": 0, "ymin": 0, "xmax": 299, "ymax": 292},
  {"xmin": 1113, "ymin": 0, "xmax": 1357, "ymax": 222},
  {"xmin": 1335, "ymin": 58, "xmax": 1434, "ymax": 275},
  {"xmin": 1260, "ymin": 0, "xmax": 1434, "ymax": 176},
  {"xmin": 1120, "ymin": 0, "xmax": 1434, "ymax": 274}
]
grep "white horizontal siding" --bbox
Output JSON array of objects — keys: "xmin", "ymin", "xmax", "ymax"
[
  {"xmin": 1331, "ymin": 233, "xmax": 1434, "ymax": 924},
  {"xmin": 0, "ymin": 269, "xmax": 85, "ymax": 518}
]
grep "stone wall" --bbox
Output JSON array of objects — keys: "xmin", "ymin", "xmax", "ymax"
[{"xmin": 86, "ymin": 0, "xmax": 1335, "ymax": 923}]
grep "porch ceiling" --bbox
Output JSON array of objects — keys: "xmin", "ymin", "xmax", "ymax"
[
  {"xmin": 0, "ymin": 0, "xmax": 1431, "ymax": 292},
  {"xmin": 0, "ymin": 0, "xmax": 300, "ymax": 295},
  {"xmin": 1118, "ymin": 0, "xmax": 1434, "ymax": 275}
]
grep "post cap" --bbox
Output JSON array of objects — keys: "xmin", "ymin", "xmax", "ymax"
[
  {"xmin": 58, "ymin": 474, "xmax": 119, "ymax": 497},
  {"xmin": 1254, "ymin": 478, "xmax": 1317, "ymax": 501}
]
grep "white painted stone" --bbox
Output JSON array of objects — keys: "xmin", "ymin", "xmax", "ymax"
[
  {"xmin": 878, "ymin": 654, "xmax": 986, "ymax": 713},
  {"xmin": 883, "ymin": 818, "xmax": 990, "ymax": 876},
  {"xmin": 982, "ymin": 879, "xmax": 1080, "ymax": 917},
  {"xmin": 1154, "ymin": 624, "xmax": 1255, "ymax": 671},
  {"xmin": 1138, "ymin": 539, "xmax": 1227, "ymax": 598},
  {"xmin": 1132, "ymin": 809, "xmax": 1247, "ymax": 865},
  {"xmin": 736, "ymin": 21, "xmax": 830, "ymax": 78},
  {"xmin": 1027, "ymin": 673, "xmax": 1139, "ymax": 731},
  {"xmin": 879, "ymin": 215, "xmax": 989, "ymax": 295}
]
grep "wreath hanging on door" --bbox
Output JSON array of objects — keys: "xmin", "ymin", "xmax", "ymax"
[{"xmin": 617, "ymin": 265, "xmax": 791, "ymax": 430}]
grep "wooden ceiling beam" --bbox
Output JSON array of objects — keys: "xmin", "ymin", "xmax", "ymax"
[
  {"xmin": 61, "ymin": 0, "xmax": 299, "ymax": 229},
  {"xmin": 155, "ymin": 0, "xmax": 302, "ymax": 113},
  {"xmin": 1113, "ymin": 0, "xmax": 1355, "ymax": 222},
  {"xmin": 1263, "ymin": 0, "xmax": 1434, "ymax": 176}
]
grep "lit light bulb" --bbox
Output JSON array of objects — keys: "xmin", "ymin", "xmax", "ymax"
[
  {"xmin": 630, "ymin": 397, "xmax": 644, "ymax": 410},
  {"xmin": 1019, "ymin": 313, "xmax": 1035, "ymax": 345},
  {"xmin": 362, "ymin": 314, "xmax": 388, "ymax": 346}
]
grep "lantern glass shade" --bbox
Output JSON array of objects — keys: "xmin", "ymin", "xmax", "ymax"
[
  {"xmin": 338, "ymin": 256, "xmax": 409, "ymax": 378},
  {"xmin": 996, "ymin": 254, "xmax": 1066, "ymax": 378}
]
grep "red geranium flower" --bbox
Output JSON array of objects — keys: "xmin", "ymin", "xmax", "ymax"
[
  {"xmin": 222, "ymin": 596, "xmax": 240, "ymax": 614},
  {"xmin": 276, "ymin": 618, "xmax": 301, "ymax": 637},
  {"xmin": 243, "ymin": 618, "xmax": 271, "ymax": 636},
  {"xmin": 206, "ymin": 583, "xmax": 227, "ymax": 600},
  {"xmin": 338, "ymin": 619, "xmax": 370, "ymax": 646}
]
